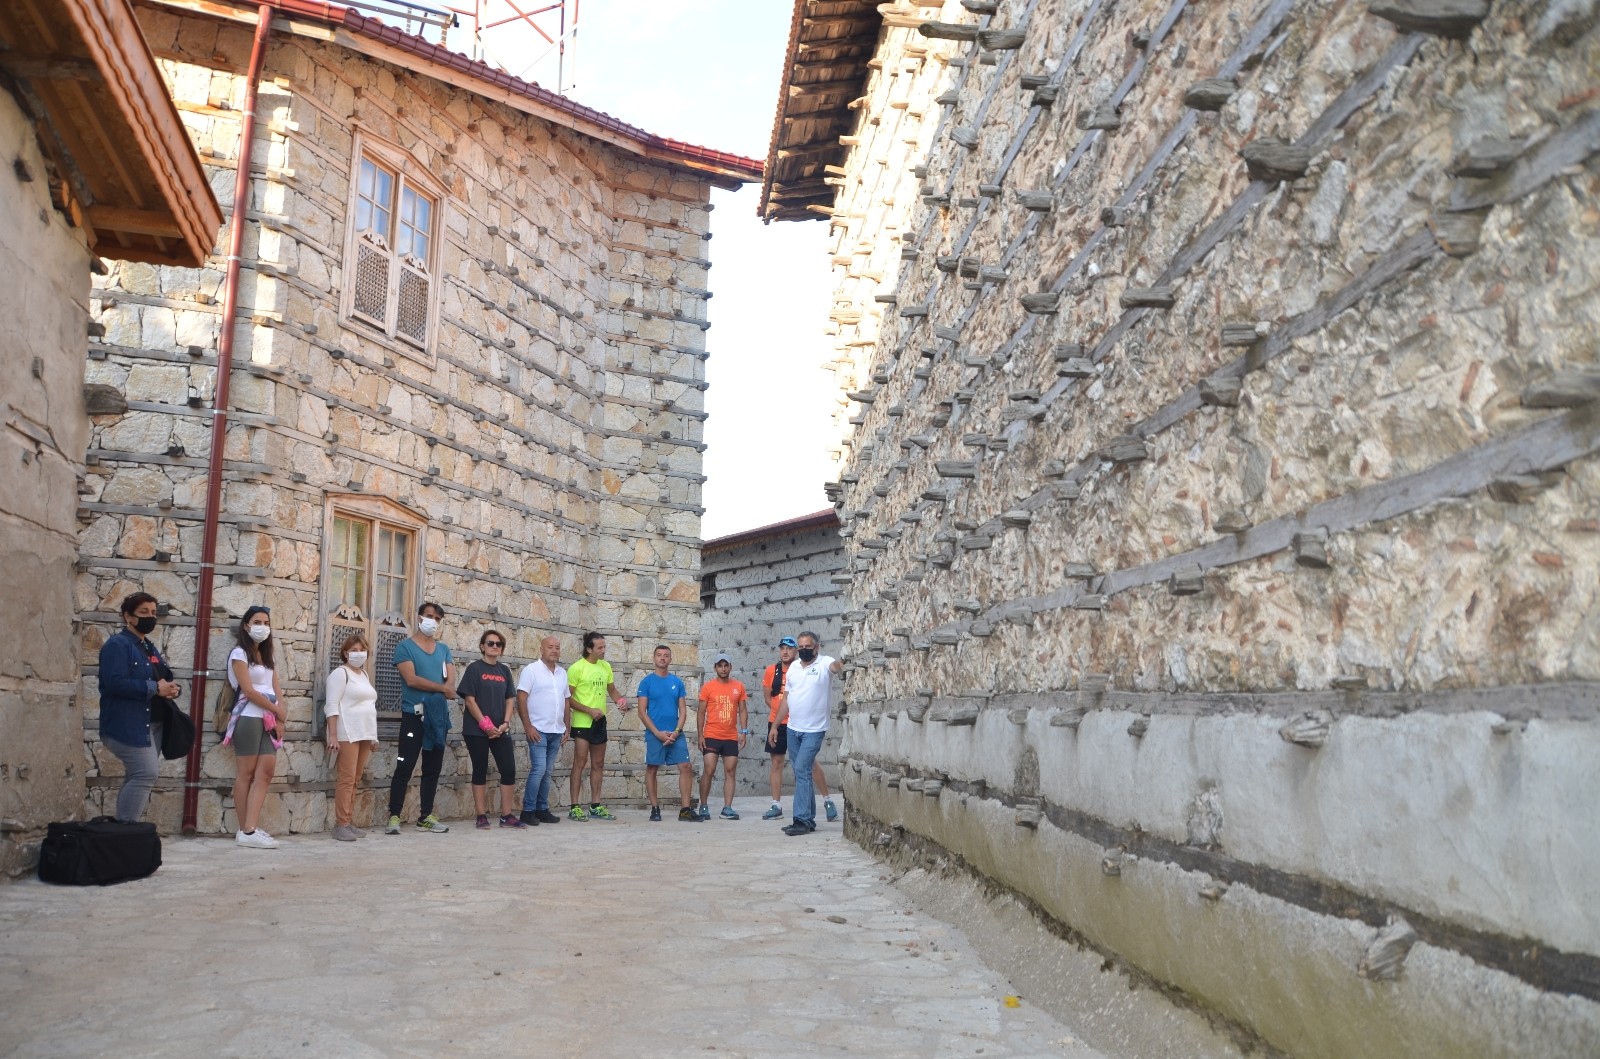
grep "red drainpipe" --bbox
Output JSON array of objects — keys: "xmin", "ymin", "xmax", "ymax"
[{"xmin": 183, "ymin": 3, "xmax": 274, "ymax": 833}]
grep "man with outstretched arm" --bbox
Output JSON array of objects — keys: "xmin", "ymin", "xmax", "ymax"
[
  {"xmin": 762, "ymin": 636, "xmax": 837, "ymax": 823},
  {"xmin": 773, "ymin": 630, "xmax": 844, "ymax": 836}
]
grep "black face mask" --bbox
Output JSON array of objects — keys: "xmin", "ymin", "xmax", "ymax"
[
  {"xmin": 797, "ymin": 647, "xmax": 816, "ymax": 664},
  {"xmin": 134, "ymin": 616, "xmax": 158, "ymax": 635}
]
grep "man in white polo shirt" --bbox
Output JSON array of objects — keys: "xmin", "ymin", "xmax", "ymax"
[
  {"xmin": 515, "ymin": 635, "xmax": 573, "ymax": 825},
  {"xmin": 773, "ymin": 629, "xmax": 844, "ymax": 836}
]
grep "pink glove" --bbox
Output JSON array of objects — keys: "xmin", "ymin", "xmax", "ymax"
[{"xmin": 262, "ymin": 712, "xmax": 277, "ymax": 731}]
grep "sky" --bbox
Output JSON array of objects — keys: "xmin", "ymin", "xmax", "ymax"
[{"xmin": 455, "ymin": 1, "xmax": 842, "ymax": 539}]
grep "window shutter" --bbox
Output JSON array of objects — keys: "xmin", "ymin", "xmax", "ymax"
[
  {"xmin": 395, "ymin": 254, "xmax": 430, "ymax": 348},
  {"xmin": 325, "ymin": 603, "xmax": 368, "ymax": 683},
  {"xmin": 352, "ymin": 230, "xmax": 391, "ymax": 325},
  {"xmin": 372, "ymin": 616, "xmax": 412, "ymax": 713}
]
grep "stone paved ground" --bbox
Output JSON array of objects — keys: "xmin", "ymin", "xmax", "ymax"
[{"xmin": 0, "ymin": 798, "xmax": 1100, "ymax": 1059}]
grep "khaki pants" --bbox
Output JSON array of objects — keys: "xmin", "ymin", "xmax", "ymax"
[{"xmin": 333, "ymin": 740, "xmax": 375, "ymax": 827}]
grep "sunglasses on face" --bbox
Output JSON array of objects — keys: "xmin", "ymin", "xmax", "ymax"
[{"xmin": 484, "ymin": 641, "xmax": 504, "ymax": 649}]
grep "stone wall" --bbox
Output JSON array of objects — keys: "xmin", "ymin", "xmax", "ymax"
[
  {"xmin": 805, "ymin": 1, "xmax": 1600, "ymax": 1055},
  {"xmin": 0, "ymin": 88, "xmax": 95, "ymax": 876},
  {"xmin": 77, "ymin": 7, "xmax": 721, "ymax": 831},
  {"xmin": 699, "ymin": 511, "xmax": 845, "ymax": 795}
]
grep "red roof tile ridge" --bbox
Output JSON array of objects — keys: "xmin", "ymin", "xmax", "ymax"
[{"xmin": 255, "ymin": 0, "xmax": 763, "ymax": 179}]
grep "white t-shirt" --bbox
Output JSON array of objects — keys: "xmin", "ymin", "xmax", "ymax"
[
  {"xmin": 324, "ymin": 665, "xmax": 379, "ymax": 743},
  {"xmin": 783, "ymin": 656, "xmax": 836, "ymax": 733},
  {"xmin": 228, "ymin": 646, "xmax": 275, "ymax": 719},
  {"xmin": 517, "ymin": 661, "xmax": 568, "ymax": 733}
]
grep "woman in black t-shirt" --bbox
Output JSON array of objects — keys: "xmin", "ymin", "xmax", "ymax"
[{"xmin": 457, "ymin": 629, "xmax": 522, "ymax": 829}]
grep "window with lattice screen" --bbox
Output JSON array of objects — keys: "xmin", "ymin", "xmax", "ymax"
[
  {"xmin": 320, "ymin": 501, "xmax": 424, "ymax": 721},
  {"xmin": 341, "ymin": 138, "xmax": 440, "ymax": 357}
]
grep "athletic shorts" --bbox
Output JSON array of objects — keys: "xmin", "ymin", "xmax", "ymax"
[
  {"xmin": 570, "ymin": 715, "xmax": 608, "ymax": 745},
  {"xmin": 231, "ymin": 716, "xmax": 276, "ymax": 757},
  {"xmin": 645, "ymin": 733, "xmax": 690, "ymax": 767},
  {"xmin": 701, "ymin": 737, "xmax": 740, "ymax": 758},
  {"xmin": 764, "ymin": 724, "xmax": 788, "ymax": 756}
]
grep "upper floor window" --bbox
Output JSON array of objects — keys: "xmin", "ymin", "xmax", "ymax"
[{"xmin": 343, "ymin": 135, "xmax": 442, "ymax": 357}]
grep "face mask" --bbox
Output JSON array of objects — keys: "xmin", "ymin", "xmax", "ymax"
[
  {"xmin": 247, "ymin": 624, "xmax": 272, "ymax": 644},
  {"xmin": 798, "ymin": 647, "xmax": 816, "ymax": 663},
  {"xmin": 134, "ymin": 616, "xmax": 157, "ymax": 635},
  {"xmin": 347, "ymin": 651, "xmax": 368, "ymax": 668},
  {"xmin": 418, "ymin": 617, "xmax": 440, "ymax": 637}
]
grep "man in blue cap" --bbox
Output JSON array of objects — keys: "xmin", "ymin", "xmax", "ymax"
[{"xmin": 761, "ymin": 635, "xmax": 837, "ymax": 823}]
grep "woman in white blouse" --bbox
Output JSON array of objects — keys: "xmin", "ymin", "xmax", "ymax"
[{"xmin": 325, "ymin": 633, "xmax": 380, "ymax": 841}]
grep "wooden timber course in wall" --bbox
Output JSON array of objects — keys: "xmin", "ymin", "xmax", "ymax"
[{"xmin": 764, "ymin": 0, "xmax": 1600, "ymax": 1055}]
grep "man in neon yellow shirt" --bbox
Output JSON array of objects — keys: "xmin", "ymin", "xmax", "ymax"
[{"xmin": 567, "ymin": 631, "xmax": 630, "ymax": 820}]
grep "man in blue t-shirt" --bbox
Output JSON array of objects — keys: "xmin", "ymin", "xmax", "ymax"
[
  {"xmin": 387, "ymin": 601, "xmax": 455, "ymax": 834},
  {"xmin": 637, "ymin": 644, "xmax": 695, "ymax": 823}
]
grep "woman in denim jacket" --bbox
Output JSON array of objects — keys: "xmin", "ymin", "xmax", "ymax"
[{"xmin": 98, "ymin": 592, "xmax": 181, "ymax": 821}]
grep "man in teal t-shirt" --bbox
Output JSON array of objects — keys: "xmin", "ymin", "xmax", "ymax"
[
  {"xmin": 566, "ymin": 631, "xmax": 629, "ymax": 820},
  {"xmin": 387, "ymin": 601, "xmax": 454, "ymax": 833}
]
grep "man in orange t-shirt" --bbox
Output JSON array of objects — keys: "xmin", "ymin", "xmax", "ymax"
[{"xmin": 696, "ymin": 653, "xmax": 749, "ymax": 820}]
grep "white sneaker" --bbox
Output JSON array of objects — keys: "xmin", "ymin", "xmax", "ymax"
[{"xmin": 236, "ymin": 829, "xmax": 278, "ymax": 849}]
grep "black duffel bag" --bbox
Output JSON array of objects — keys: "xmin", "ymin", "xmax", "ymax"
[{"xmin": 37, "ymin": 816, "xmax": 161, "ymax": 886}]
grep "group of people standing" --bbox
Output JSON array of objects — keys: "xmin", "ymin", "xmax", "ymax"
[{"xmin": 97, "ymin": 592, "xmax": 844, "ymax": 843}]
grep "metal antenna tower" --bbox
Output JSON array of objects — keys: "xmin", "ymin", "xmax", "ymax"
[{"xmin": 444, "ymin": 0, "xmax": 581, "ymax": 95}]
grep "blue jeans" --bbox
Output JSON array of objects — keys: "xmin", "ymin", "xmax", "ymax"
[
  {"xmin": 104, "ymin": 727, "xmax": 162, "ymax": 822},
  {"xmin": 789, "ymin": 728, "xmax": 826, "ymax": 826},
  {"xmin": 523, "ymin": 733, "xmax": 563, "ymax": 813}
]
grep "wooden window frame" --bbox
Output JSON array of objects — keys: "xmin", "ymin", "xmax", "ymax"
[
  {"xmin": 315, "ymin": 494, "xmax": 428, "ymax": 726},
  {"xmin": 339, "ymin": 131, "xmax": 445, "ymax": 364}
]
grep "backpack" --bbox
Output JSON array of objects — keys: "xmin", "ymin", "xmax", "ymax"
[{"xmin": 212, "ymin": 660, "xmax": 240, "ymax": 735}]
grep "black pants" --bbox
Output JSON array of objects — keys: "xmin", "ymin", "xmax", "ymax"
[
  {"xmin": 465, "ymin": 735, "xmax": 516, "ymax": 786},
  {"xmin": 388, "ymin": 713, "xmax": 444, "ymax": 819}
]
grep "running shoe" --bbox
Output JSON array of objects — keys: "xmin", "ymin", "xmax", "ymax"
[
  {"xmin": 417, "ymin": 814, "xmax": 450, "ymax": 833},
  {"xmin": 235, "ymin": 829, "xmax": 277, "ymax": 849},
  {"xmin": 825, "ymin": 799, "xmax": 839, "ymax": 822},
  {"xmin": 569, "ymin": 805, "xmax": 589, "ymax": 821},
  {"xmin": 677, "ymin": 806, "xmax": 697, "ymax": 822},
  {"xmin": 499, "ymin": 813, "xmax": 526, "ymax": 829},
  {"xmin": 720, "ymin": 806, "xmax": 740, "ymax": 820},
  {"xmin": 762, "ymin": 803, "xmax": 784, "ymax": 820},
  {"xmin": 476, "ymin": 814, "xmax": 491, "ymax": 830},
  {"xmin": 697, "ymin": 804, "xmax": 711, "ymax": 821},
  {"xmin": 589, "ymin": 804, "xmax": 615, "ymax": 820},
  {"xmin": 782, "ymin": 820, "xmax": 817, "ymax": 837},
  {"xmin": 534, "ymin": 810, "xmax": 561, "ymax": 824},
  {"xmin": 385, "ymin": 815, "xmax": 401, "ymax": 835},
  {"xmin": 649, "ymin": 806, "xmax": 662, "ymax": 822}
]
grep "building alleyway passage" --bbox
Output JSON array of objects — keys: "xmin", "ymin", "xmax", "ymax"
[{"xmin": 1, "ymin": 798, "xmax": 1111, "ymax": 1058}]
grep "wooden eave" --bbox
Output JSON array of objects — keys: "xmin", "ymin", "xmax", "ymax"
[
  {"xmin": 0, "ymin": 0, "xmax": 222, "ymax": 266},
  {"xmin": 760, "ymin": 0, "xmax": 884, "ymax": 223}
]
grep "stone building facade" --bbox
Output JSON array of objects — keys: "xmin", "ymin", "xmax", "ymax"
[
  {"xmin": 0, "ymin": 0, "xmax": 220, "ymax": 875},
  {"xmin": 700, "ymin": 510, "xmax": 845, "ymax": 795},
  {"xmin": 764, "ymin": 0, "xmax": 1600, "ymax": 1055},
  {"xmin": 78, "ymin": 0, "xmax": 758, "ymax": 834}
]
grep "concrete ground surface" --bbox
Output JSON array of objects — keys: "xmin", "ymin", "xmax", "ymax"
[{"xmin": 1, "ymin": 797, "xmax": 1102, "ymax": 1059}]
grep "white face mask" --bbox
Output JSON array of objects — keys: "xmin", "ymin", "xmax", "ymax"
[
  {"xmin": 418, "ymin": 617, "xmax": 440, "ymax": 637},
  {"xmin": 247, "ymin": 624, "xmax": 272, "ymax": 644},
  {"xmin": 347, "ymin": 651, "xmax": 368, "ymax": 668}
]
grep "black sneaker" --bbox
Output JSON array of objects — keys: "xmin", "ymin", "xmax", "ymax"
[
  {"xmin": 518, "ymin": 810, "xmax": 539, "ymax": 826},
  {"xmin": 533, "ymin": 810, "xmax": 561, "ymax": 824},
  {"xmin": 649, "ymin": 805, "xmax": 662, "ymax": 822},
  {"xmin": 677, "ymin": 806, "xmax": 697, "ymax": 822},
  {"xmin": 781, "ymin": 821, "xmax": 817, "ymax": 836}
]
